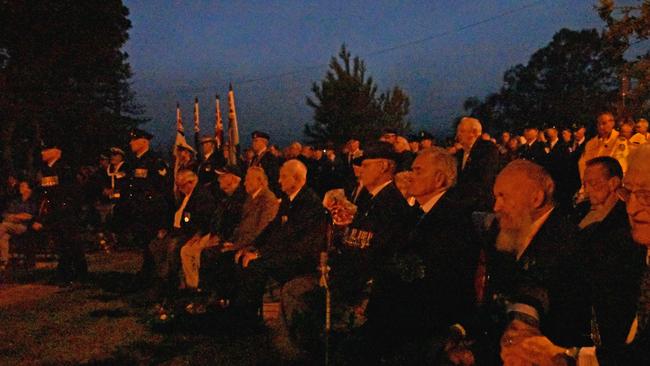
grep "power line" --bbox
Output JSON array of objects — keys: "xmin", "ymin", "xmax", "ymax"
[{"xmin": 233, "ymin": 0, "xmax": 548, "ymax": 86}]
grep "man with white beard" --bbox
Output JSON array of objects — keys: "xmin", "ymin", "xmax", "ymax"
[{"xmin": 489, "ymin": 160, "xmax": 592, "ymax": 363}]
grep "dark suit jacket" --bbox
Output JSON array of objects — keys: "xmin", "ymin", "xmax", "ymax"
[
  {"xmin": 517, "ymin": 140, "xmax": 547, "ymax": 164},
  {"xmin": 209, "ymin": 184, "xmax": 247, "ymax": 240},
  {"xmin": 392, "ymin": 188, "xmax": 480, "ymax": 339},
  {"xmin": 578, "ymin": 201, "xmax": 646, "ymax": 361},
  {"xmin": 255, "ymin": 187, "xmax": 327, "ymax": 278},
  {"xmin": 544, "ymin": 140, "xmax": 575, "ymax": 209},
  {"xmin": 175, "ymin": 185, "xmax": 216, "ymax": 239},
  {"xmin": 511, "ymin": 209, "xmax": 592, "ymax": 347},
  {"xmin": 455, "ymin": 139, "xmax": 500, "ymax": 212}
]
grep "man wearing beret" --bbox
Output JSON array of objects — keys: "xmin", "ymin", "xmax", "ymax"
[
  {"xmin": 38, "ymin": 139, "xmax": 88, "ymax": 284},
  {"xmin": 126, "ymin": 128, "xmax": 173, "ymax": 282},
  {"xmin": 249, "ymin": 131, "xmax": 281, "ymax": 196}
]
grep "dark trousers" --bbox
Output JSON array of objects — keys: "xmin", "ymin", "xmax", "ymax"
[{"xmin": 51, "ymin": 226, "xmax": 88, "ymax": 282}]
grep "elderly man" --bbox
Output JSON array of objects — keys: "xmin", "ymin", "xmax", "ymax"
[
  {"xmin": 234, "ymin": 160, "xmax": 326, "ymax": 322},
  {"xmin": 379, "ymin": 147, "xmax": 480, "ymax": 364},
  {"xmin": 501, "ymin": 146, "xmax": 650, "ymax": 365},
  {"xmin": 454, "ymin": 117, "xmax": 500, "ymax": 211},
  {"xmin": 491, "ymin": 160, "xmax": 592, "ymax": 363},
  {"xmin": 180, "ymin": 166, "xmax": 277, "ymax": 291},
  {"xmin": 149, "ymin": 169, "xmax": 215, "ymax": 293}
]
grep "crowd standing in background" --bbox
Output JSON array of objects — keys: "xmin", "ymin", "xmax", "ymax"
[{"xmin": 1, "ymin": 112, "xmax": 649, "ymax": 365}]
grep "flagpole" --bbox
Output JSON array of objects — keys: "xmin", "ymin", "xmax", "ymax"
[
  {"xmin": 194, "ymin": 97, "xmax": 201, "ymax": 159},
  {"xmin": 227, "ymin": 83, "xmax": 240, "ymax": 166},
  {"xmin": 215, "ymin": 94, "xmax": 223, "ymax": 149}
]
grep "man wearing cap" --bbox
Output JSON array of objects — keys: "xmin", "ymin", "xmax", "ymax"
[
  {"xmin": 249, "ymin": 131, "xmax": 280, "ymax": 196},
  {"xmin": 190, "ymin": 164, "xmax": 247, "ymax": 294},
  {"xmin": 174, "ymin": 140, "xmax": 198, "ymax": 174},
  {"xmin": 330, "ymin": 141, "xmax": 413, "ymax": 338},
  {"xmin": 37, "ymin": 140, "xmax": 88, "ymax": 283},
  {"xmin": 149, "ymin": 169, "xmax": 215, "ymax": 300},
  {"xmin": 197, "ymin": 135, "xmax": 225, "ymax": 187},
  {"xmin": 101, "ymin": 148, "xmax": 129, "ymax": 243},
  {"xmin": 126, "ymin": 128, "xmax": 172, "ymax": 281}
]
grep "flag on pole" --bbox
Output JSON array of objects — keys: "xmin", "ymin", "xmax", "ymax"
[
  {"xmin": 227, "ymin": 83, "xmax": 240, "ymax": 165},
  {"xmin": 215, "ymin": 94, "xmax": 223, "ymax": 148},
  {"xmin": 193, "ymin": 97, "xmax": 200, "ymax": 133},
  {"xmin": 176, "ymin": 102, "xmax": 184, "ymax": 134}
]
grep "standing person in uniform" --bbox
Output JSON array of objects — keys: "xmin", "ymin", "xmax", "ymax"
[
  {"xmin": 126, "ymin": 128, "xmax": 172, "ymax": 282},
  {"xmin": 37, "ymin": 139, "xmax": 88, "ymax": 284},
  {"xmin": 249, "ymin": 131, "xmax": 280, "ymax": 195},
  {"xmin": 197, "ymin": 135, "xmax": 225, "ymax": 187}
]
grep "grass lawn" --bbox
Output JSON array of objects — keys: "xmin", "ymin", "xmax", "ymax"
[{"xmin": 0, "ymin": 250, "xmax": 291, "ymax": 365}]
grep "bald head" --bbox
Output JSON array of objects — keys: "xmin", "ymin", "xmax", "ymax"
[{"xmin": 279, "ymin": 159, "xmax": 308, "ymax": 196}]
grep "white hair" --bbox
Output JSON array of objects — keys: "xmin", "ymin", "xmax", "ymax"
[
  {"xmin": 282, "ymin": 159, "xmax": 308, "ymax": 181},
  {"xmin": 458, "ymin": 117, "xmax": 483, "ymax": 135},
  {"xmin": 628, "ymin": 144, "xmax": 650, "ymax": 175},
  {"xmin": 418, "ymin": 147, "xmax": 458, "ymax": 189}
]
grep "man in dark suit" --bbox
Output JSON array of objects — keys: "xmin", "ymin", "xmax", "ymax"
[
  {"xmin": 179, "ymin": 164, "xmax": 248, "ymax": 291},
  {"xmin": 382, "ymin": 147, "xmax": 480, "ymax": 364},
  {"xmin": 578, "ymin": 157, "xmax": 645, "ymax": 354},
  {"xmin": 249, "ymin": 130, "xmax": 281, "ymax": 195},
  {"xmin": 517, "ymin": 126, "xmax": 548, "ymax": 164},
  {"xmin": 543, "ymin": 126, "xmax": 574, "ymax": 210},
  {"xmin": 149, "ymin": 169, "xmax": 215, "ymax": 293},
  {"xmin": 502, "ymin": 148, "xmax": 650, "ymax": 365},
  {"xmin": 454, "ymin": 117, "xmax": 500, "ymax": 212},
  {"xmin": 493, "ymin": 160, "xmax": 592, "ymax": 363},
  {"xmin": 234, "ymin": 159, "xmax": 327, "ymax": 322}
]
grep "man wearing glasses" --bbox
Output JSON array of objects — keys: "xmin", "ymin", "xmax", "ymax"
[{"xmin": 500, "ymin": 146, "xmax": 650, "ymax": 365}]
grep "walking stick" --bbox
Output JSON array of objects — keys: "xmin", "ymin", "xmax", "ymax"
[{"xmin": 319, "ymin": 220, "xmax": 333, "ymax": 366}]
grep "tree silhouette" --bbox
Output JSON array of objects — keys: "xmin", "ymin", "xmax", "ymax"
[{"xmin": 305, "ymin": 45, "xmax": 410, "ymax": 145}]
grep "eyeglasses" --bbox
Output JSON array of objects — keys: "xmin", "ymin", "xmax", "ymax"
[{"xmin": 617, "ymin": 186, "xmax": 650, "ymax": 207}]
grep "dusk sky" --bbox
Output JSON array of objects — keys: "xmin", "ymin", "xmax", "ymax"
[{"xmin": 123, "ymin": 0, "xmax": 608, "ymax": 148}]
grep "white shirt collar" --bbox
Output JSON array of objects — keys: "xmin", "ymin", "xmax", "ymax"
[
  {"xmin": 369, "ymin": 180, "xmax": 393, "ymax": 197},
  {"xmin": 419, "ymin": 190, "xmax": 446, "ymax": 214},
  {"xmin": 251, "ymin": 188, "xmax": 263, "ymax": 199},
  {"xmin": 288, "ymin": 188, "xmax": 301, "ymax": 202},
  {"xmin": 47, "ymin": 157, "xmax": 60, "ymax": 168},
  {"xmin": 136, "ymin": 148, "xmax": 149, "ymax": 159}
]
